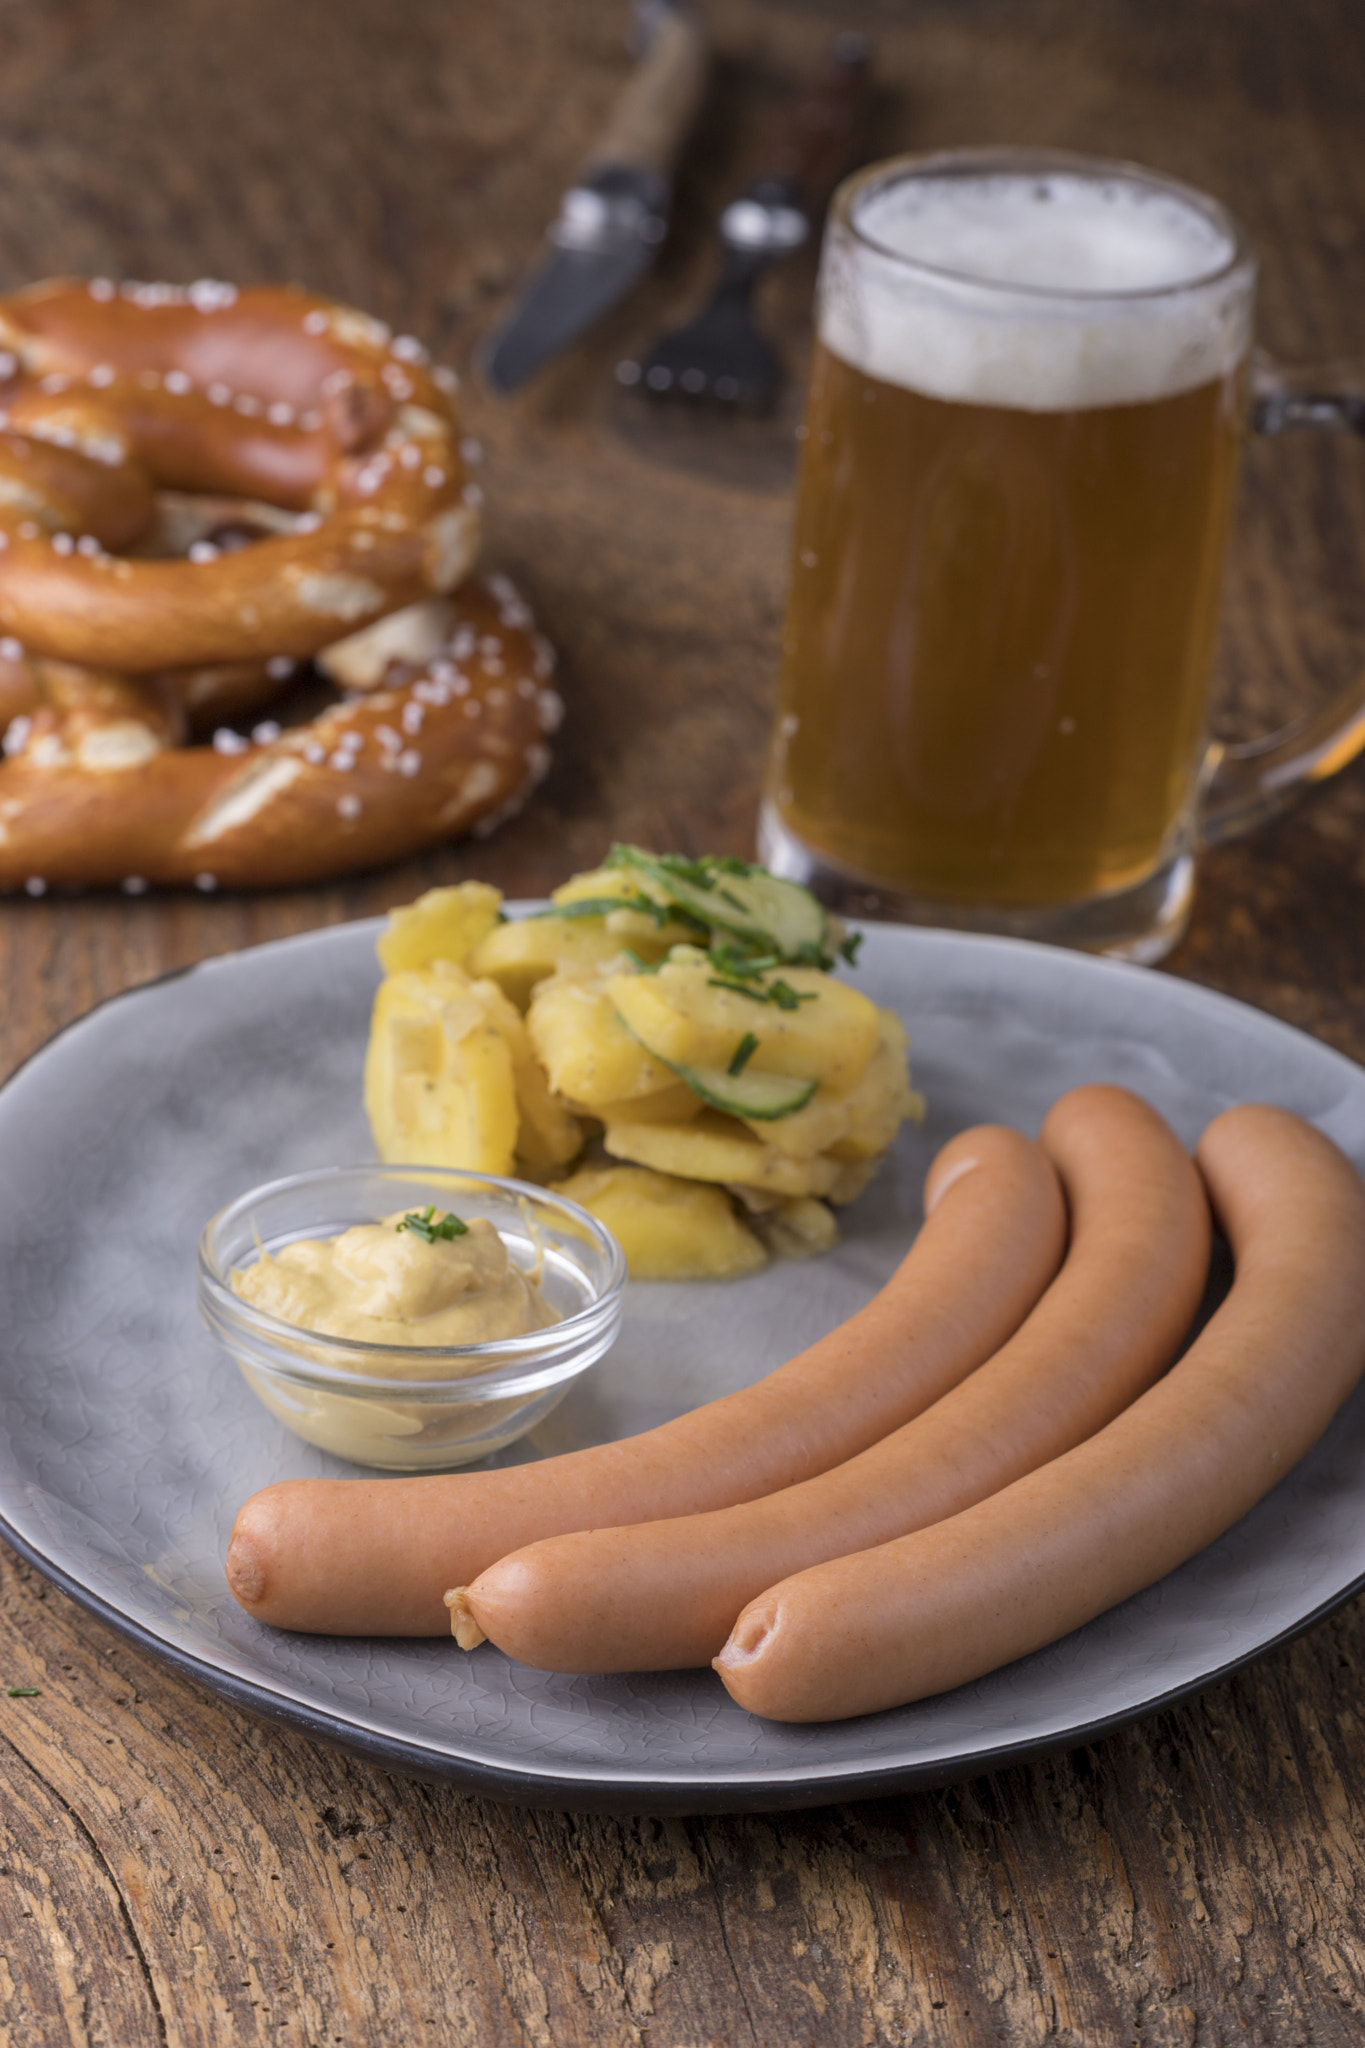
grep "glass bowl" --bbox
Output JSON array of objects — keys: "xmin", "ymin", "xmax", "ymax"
[{"xmin": 197, "ymin": 1164, "xmax": 627, "ymax": 1471}]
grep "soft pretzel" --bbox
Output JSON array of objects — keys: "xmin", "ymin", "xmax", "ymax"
[
  {"xmin": 0, "ymin": 278, "xmax": 563, "ymax": 890},
  {"xmin": 0, "ymin": 278, "xmax": 480, "ymax": 669},
  {"xmin": 0, "ymin": 575, "xmax": 561, "ymax": 892}
]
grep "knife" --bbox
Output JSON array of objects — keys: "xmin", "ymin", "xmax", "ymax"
[
  {"xmin": 483, "ymin": 0, "xmax": 707, "ymax": 394},
  {"xmin": 623, "ymin": 33, "xmax": 872, "ymax": 412}
]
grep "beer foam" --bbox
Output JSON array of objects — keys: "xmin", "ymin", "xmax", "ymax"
[{"xmin": 821, "ymin": 170, "xmax": 1253, "ymax": 411}]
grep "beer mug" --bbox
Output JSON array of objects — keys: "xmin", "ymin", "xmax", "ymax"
[{"xmin": 758, "ymin": 148, "xmax": 1365, "ymax": 960}]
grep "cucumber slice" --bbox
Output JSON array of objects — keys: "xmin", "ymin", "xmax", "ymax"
[
  {"xmin": 608, "ymin": 847, "xmax": 828, "ymax": 964},
  {"xmin": 612, "ymin": 998, "xmax": 819, "ymax": 1121},
  {"xmin": 672, "ymin": 1062, "xmax": 817, "ymax": 1121}
]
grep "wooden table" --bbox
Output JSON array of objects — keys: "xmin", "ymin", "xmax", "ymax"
[{"xmin": 2, "ymin": 1, "xmax": 1364, "ymax": 2039}]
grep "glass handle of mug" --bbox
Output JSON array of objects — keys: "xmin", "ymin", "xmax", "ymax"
[{"xmin": 1198, "ymin": 353, "xmax": 1365, "ymax": 846}]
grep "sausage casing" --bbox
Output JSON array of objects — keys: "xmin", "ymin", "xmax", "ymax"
[
  {"xmin": 451, "ymin": 1086, "xmax": 1210, "ymax": 1671},
  {"xmin": 716, "ymin": 1105, "xmax": 1365, "ymax": 1723}
]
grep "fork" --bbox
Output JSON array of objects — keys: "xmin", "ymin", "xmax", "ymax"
[{"xmin": 620, "ymin": 33, "xmax": 872, "ymax": 413}]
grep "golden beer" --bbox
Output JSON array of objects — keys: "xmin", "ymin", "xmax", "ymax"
[
  {"xmin": 773, "ymin": 347, "xmax": 1243, "ymax": 902},
  {"xmin": 760, "ymin": 152, "xmax": 1257, "ymax": 952}
]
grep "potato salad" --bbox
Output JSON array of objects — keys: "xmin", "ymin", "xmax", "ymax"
[{"xmin": 363, "ymin": 849, "xmax": 922, "ymax": 1279}]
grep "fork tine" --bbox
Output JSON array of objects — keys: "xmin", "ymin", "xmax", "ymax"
[{"xmin": 633, "ymin": 254, "xmax": 784, "ymax": 410}]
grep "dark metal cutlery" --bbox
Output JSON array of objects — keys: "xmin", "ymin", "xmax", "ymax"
[
  {"xmin": 619, "ymin": 33, "xmax": 872, "ymax": 413},
  {"xmin": 483, "ymin": 0, "xmax": 707, "ymax": 394}
]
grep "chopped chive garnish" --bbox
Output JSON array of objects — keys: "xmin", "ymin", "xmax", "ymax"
[
  {"xmin": 707, "ymin": 944, "xmax": 779, "ymax": 981},
  {"xmin": 728, "ymin": 1032, "xmax": 760, "ymax": 1076},
  {"xmin": 839, "ymin": 931, "xmax": 863, "ymax": 966},
  {"xmin": 707, "ymin": 970, "xmax": 817, "ymax": 1010},
  {"xmin": 791, "ymin": 940, "xmax": 836, "ymax": 970},
  {"xmin": 656, "ymin": 853, "xmax": 715, "ymax": 888},
  {"xmin": 397, "ymin": 1205, "xmax": 468, "ymax": 1243},
  {"xmin": 532, "ymin": 892, "xmax": 670, "ymax": 924},
  {"xmin": 707, "ymin": 977, "xmax": 770, "ymax": 1004},
  {"xmin": 606, "ymin": 845, "xmax": 833, "ymax": 965},
  {"xmin": 6, "ymin": 1688, "xmax": 39, "ymax": 1698}
]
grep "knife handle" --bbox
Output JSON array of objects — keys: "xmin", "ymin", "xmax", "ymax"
[
  {"xmin": 586, "ymin": 3, "xmax": 708, "ymax": 178},
  {"xmin": 767, "ymin": 33, "xmax": 873, "ymax": 208}
]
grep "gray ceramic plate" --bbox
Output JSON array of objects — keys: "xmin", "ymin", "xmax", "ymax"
[{"xmin": 3, "ymin": 915, "xmax": 1365, "ymax": 1814}]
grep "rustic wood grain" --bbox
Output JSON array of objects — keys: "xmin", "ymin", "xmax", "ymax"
[{"xmin": 2, "ymin": 1, "xmax": 1365, "ymax": 2042}]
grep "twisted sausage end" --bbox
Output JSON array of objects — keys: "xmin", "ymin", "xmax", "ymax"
[{"xmin": 444, "ymin": 1588, "xmax": 488, "ymax": 1651}]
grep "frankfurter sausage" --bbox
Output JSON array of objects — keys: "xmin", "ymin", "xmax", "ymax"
[
  {"xmin": 226, "ymin": 1123, "xmax": 1065, "ymax": 1634},
  {"xmin": 448, "ymin": 1087, "xmax": 1210, "ymax": 1671},
  {"xmin": 714, "ymin": 1104, "xmax": 1365, "ymax": 1724}
]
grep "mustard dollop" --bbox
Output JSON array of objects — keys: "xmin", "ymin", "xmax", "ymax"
[{"xmin": 232, "ymin": 1210, "xmax": 556, "ymax": 1347}]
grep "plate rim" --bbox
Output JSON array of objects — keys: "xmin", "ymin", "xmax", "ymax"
[
  {"xmin": 4, "ymin": 914, "xmax": 1365, "ymax": 1812},
  {"xmin": 5, "ymin": 1510, "xmax": 1360, "ymax": 1815}
]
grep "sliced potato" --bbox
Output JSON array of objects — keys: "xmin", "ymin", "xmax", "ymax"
[
  {"xmin": 603, "ymin": 1109, "xmax": 845, "ymax": 1199},
  {"xmin": 551, "ymin": 1164, "xmax": 767, "ymax": 1281},
  {"xmin": 550, "ymin": 866, "xmax": 646, "ymax": 910},
  {"xmin": 609, "ymin": 955, "xmax": 880, "ymax": 1090},
  {"xmin": 553, "ymin": 862, "xmax": 688, "ymax": 926},
  {"xmin": 364, "ymin": 966, "xmax": 518, "ymax": 1174},
  {"xmin": 747, "ymin": 1008, "xmax": 921, "ymax": 1161},
  {"xmin": 375, "ymin": 882, "xmax": 503, "ymax": 975},
  {"xmin": 602, "ymin": 908, "xmax": 699, "ymax": 956},
  {"xmin": 364, "ymin": 864, "xmax": 921, "ymax": 1272},
  {"xmin": 469, "ymin": 977, "xmax": 583, "ymax": 1173},
  {"xmin": 751, "ymin": 1196, "xmax": 840, "ymax": 1261},
  {"xmin": 511, "ymin": 1062, "xmax": 584, "ymax": 1175},
  {"xmin": 565, "ymin": 1082, "xmax": 704, "ymax": 1127},
  {"xmin": 466, "ymin": 915, "xmax": 628, "ymax": 1011},
  {"xmin": 826, "ymin": 1010, "xmax": 925, "ymax": 1160},
  {"xmin": 825, "ymin": 1157, "xmax": 879, "ymax": 1205},
  {"xmin": 528, "ymin": 976, "xmax": 675, "ymax": 1106},
  {"xmin": 736, "ymin": 1082, "xmax": 861, "ymax": 1163},
  {"xmin": 542, "ymin": 868, "xmax": 697, "ymax": 961}
]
